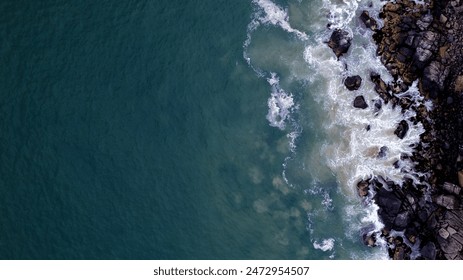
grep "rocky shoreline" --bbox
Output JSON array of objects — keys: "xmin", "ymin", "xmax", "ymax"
[{"xmin": 328, "ymin": 0, "xmax": 463, "ymax": 259}]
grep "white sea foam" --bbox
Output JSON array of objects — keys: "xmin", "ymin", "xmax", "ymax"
[
  {"xmin": 313, "ymin": 238, "xmax": 335, "ymax": 251},
  {"xmin": 252, "ymin": 0, "xmax": 308, "ymax": 40},
  {"xmin": 245, "ymin": 0, "xmax": 430, "ymax": 259},
  {"xmin": 303, "ymin": 0, "xmax": 428, "ymax": 196},
  {"xmin": 321, "ymin": 0, "xmax": 360, "ymax": 30},
  {"xmin": 266, "ymin": 73, "xmax": 295, "ymax": 130}
]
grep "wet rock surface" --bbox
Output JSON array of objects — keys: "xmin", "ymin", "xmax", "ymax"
[
  {"xmin": 360, "ymin": 0, "xmax": 463, "ymax": 259},
  {"xmin": 327, "ymin": 29, "xmax": 352, "ymax": 58},
  {"xmin": 344, "ymin": 75, "xmax": 362, "ymax": 90},
  {"xmin": 353, "ymin": 95, "xmax": 368, "ymax": 109},
  {"xmin": 325, "ymin": 0, "xmax": 463, "ymax": 259}
]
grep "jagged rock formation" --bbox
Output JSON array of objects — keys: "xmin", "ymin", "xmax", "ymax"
[
  {"xmin": 326, "ymin": 0, "xmax": 463, "ymax": 260},
  {"xmin": 370, "ymin": 0, "xmax": 463, "ymax": 260}
]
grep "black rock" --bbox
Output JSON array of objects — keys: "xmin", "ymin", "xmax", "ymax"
[
  {"xmin": 328, "ymin": 29, "xmax": 352, "ymax": 58},
  {"xmin": 353, "ymin": 95, "xmax": 368, "ymax": 109},
  {"xmin": 344, "ymin": 75, "xmax": 362, "ymax": 90},
  {"xmin": 421, "ymin": 242, "xmax": 437, "ymax": 260},
  {"xmin": 394, "ymin": 120, "xmax": 409, "ymax": 139},
  {"xmin": 373, "ymin": 99, "xmax": 382, "ymax": 113},
  {"xmin": 374, "ymin": 188, "xmax": 403, "ymax": 229},
  {"xmin": 394, "ymin": 211, "xmax": 411, "ymax": 230},
  {"xmin": 421, "ymin": 61, "xmax": 449, "ymax": 98},
  {"xmin": 359, "ymin": 10, "xmax": 378, "ymax": 31}
]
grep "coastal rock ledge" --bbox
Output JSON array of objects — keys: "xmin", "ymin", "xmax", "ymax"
[{"xmin": 366, "ymin": 0, "xmax": 463, "ymax": 259}]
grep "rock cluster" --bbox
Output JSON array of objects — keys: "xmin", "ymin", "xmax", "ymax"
[
  {"xmin": 370, "ymin": 0, "xmax": 463, "ymax": 260},
  {"xmin": 327, "ymin": 0, "xmax": 463, "ymax": 259}
]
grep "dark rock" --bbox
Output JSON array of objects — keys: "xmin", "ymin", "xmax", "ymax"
[
  {"xmin": 442, "ymin": 182, "xmax": 461, "ymax": 195},
  {"xmin": 357, "ymin": 179, "xmax": 370, "ymax": 197},
  {"xmin": 374, "ymin": 188, "xmax": 402, "ymax": 229},
  {"xmin": 328, "ymin": 29, "xmax": 352, "ymax": 58},
  {"xmin": 417, "ymin": 14, "xmax": 433, "ymax": 31},
  {"xmin": 421, "ymin": 61, "xmax": 449, "ymax": 97},
  {"xmin": 378, "ymin": 146, "xmax": 388, "ymax": 158},
  {"xmin": 439, "ymin": 236, "xmax": 463, "ymax": 254},
  {"xmin": 344, "ymin": 75, "xmax": 362, "ymax": 90},
  {"xmin": 394, "ymin": 120, "xmax": 409, "ymax": 139},
  {"xmin": 405, "ymin": 35, "xmax": 415, "ymax": 47},
  {"xmin": 360, "ymin": 10, "xmax": 378, "ymax": 31},
  {"xmin": 373, "ymin": 99, "xmax": 382, "ymax": 113},
  {"xmin": 394, "ymin": 211, "xmax": 411, "ymax": 230},
  {"xmin": 421, "ymin": 242, "xmax": 437, "ymax": 260},
  {"xmin": 370, "ymin": 72, "xmax": 392, "ymax": 102},
  {"xmin": 362, "ymin": 234, "xmax": 376, "ymax": 247},
  {"xmin": 353, "ymin": 95, "xmax": 368, "ymax": 109},
  {"xmin": 393, "ymin": 246, "xmax": 405, "ymax": 260},
  {"xmin": 434, "ymin": 194, "xmax": 458, "ymax": 210}
]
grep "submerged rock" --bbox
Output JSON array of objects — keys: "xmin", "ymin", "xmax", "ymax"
[{"xmin": 378, "ymin": 146, "xmax": 388, "ymax": 158}]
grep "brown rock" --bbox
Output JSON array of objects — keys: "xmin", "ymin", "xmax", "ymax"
[
  {"xmin": 357, "ymin": 180, "xmax": 370, "ymax": 197},
  {"xmin": 360, "ymin": 11, "xmax": 378, "ymax": 31},
  {"xmin": 455, "ymin": 75, "xmax": 463, "ymax": 92}
]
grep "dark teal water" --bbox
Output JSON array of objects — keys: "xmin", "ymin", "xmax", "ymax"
[{"xmin": 0, "ymin": 0, "xmax": 326, "ymax": 259}]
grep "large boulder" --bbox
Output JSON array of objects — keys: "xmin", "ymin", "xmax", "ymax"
[
  {"xmin": 344, "ymin": 75, "xmax": 362, "ymax": 90},
  {"xmin": 374, "ymin": 188, "xmax": 403, "ymax": 229},
  {"xmin": 421, "ymin": 242, "xmax": 436, "ymax": 260},
  {"xmin": 328, "ymin": 29, "xmax": 352, "ymax": 58},
  {"xmin": 353, "ymin": 95, "xmax": 368, "ymax": 109},
  {"xmin": 434, "ymin": 195, "xmax": 458, "ymax": 210},
  {"xmin": 421, "ymin": 61, "xmax": 449, "ymax": 98}
]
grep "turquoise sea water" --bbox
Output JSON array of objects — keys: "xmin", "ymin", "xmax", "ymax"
[{"xmin": 0, "ymin": 0, "xmax": 389, "ymax": 259}]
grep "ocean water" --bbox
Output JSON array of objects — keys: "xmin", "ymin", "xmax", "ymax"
[{"xmin": 0, "ymin": 0, "xmax": 426, "ymax": 259}]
